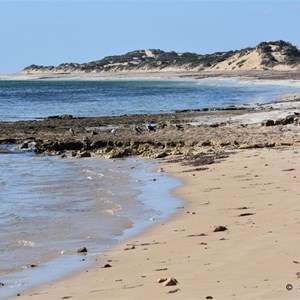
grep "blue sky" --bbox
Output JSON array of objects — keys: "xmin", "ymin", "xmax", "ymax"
[{"xmin": 1, "ymin": 0, "xmax": 300, "ymax": 74}]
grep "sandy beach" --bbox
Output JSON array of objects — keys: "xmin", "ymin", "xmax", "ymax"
[
  {"xmin": 5, "ymin": 145, "xmax": 300, "ymax": 300},
  {"xmin": 1, "ymin": 73, "xmax": 300, "ymax": 299}
]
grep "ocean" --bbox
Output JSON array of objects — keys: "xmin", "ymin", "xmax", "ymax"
[{"xmin": 0, "ymin": 78, "xmax": 299, "ymax": 298}]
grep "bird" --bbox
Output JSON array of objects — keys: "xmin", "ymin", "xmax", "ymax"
[
  {"xmin": 173, "ymin": 124, "xmax": 183, "ymax": 130},
  {"xmin": 82, "ymin": 136, "xmax": 91, "ymax": 144},
  {"xmin": 69, "ymin": 128, "xmax": 75, "ymax": 135},
  {"xmin": 111, "ymin": 128, "xmax": 116, "ymax": 134},
  {"xmin": 146, "ymin": 124, "xmax": 156, "ymax": 132},
  {"xmin": 134, "ymin": 125, "xmax": 143, "ymax": 134}
]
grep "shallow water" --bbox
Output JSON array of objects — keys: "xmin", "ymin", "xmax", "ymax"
[{"xmin": 0, "ymin": 147, "xmax": 181, "ymax": 298}]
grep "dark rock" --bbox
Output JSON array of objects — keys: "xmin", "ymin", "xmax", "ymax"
[
  {"xmin": 77, "ymin": 247, "xmax": 88, "ymax": 253},
  {"xmin": 103, "ymin": 263, "xmax": 112, "ymax": 268},
  {"xmin": 285, "ymin": 115, "xmax": 295, "ymax": 124},
  {"xmin": 91, "ymin": 140, "xmax": 108, "ymax": 148},
  {"xmin": 214, "ymin": 226, "xmax": 228, "ymax": 232},
  {"xmin": 163, "ymin": 277, "xmax": 178, "ymax": 286},
  {"xmin": 157, "ymin": 278, "xmax": 167, "ymax": 283},
  {"xmin": 261, "ymin": 119, "xmax": 275, "ymax": 127},
  {"xmin": 206, "ymin": 297, "xmax": 214, "ymax": 299},
  {"xmin": 0, "ymin": 282, "xmax": 4, "ymax": 287},
  {"xmin": 76, "ymin": 151, "xmax": 91, "ymax": 158}
]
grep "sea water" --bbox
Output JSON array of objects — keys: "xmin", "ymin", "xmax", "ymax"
[
  {"xmin": 0, "ymin": 78, "xmax": 299, "ymax": 297},
  {"xmin": 0, "ymin": 78, "xmax": 299, "ymax": 121}
]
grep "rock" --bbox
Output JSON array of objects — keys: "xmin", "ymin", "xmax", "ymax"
[
  {"xmin": 214, "ymin": 226, "xmax": 228, "ymax": 232},
  {"xmin": 275, "ymin": 118, "xmax": 287, "ymax": 125},
  {"xmin": 154, "ymin": 151, "xmax": 169, "ymax": 158},
  {"xmin": 76, "ymin": 151, "xmax": 91, "ymax": 158},
  {"xmin": 158, "ymin": 167, "xmax": 165, "ymax": 172},
  {"xmin": 201, "ymin": 140, "xmax": 212, "ymax": 147},
  {"xmin": 285, "ymin": 115, "xmax": 295, "ymax": 124},
  {"xmin": 103, "ymin": 263, "xmax": 112, "ymax": 268},
  {"xmin": 91, "ymin": 140, "xmax": 108, "ymax": 148},
  {"xmin": 261, "ymin": 119, "xmax": 274, "ymax": 127},
  {"xmin": 294, "ymin": 117, "xmax": 300, "ymax": 125},
  {"xmin": 77, "ymin": 247, "xmax": 88, "ymax": 253},
  {"xmin": 105, "ymin": 148, "xmax": 131, "ymax": 159},
  {"xmin": 157, "ymin": 278, "xmax": 167, "ymax": 283},
  {"xmin": 163, "ymin": 277, "xmax": 178, "ymax": 286},
  {"xmin": 0, "ymin": 282, "xmax": 4, "ymax": 287},
  {"xmin": 206, "ymin": 297, "xmax": 214, "ymax": 299}
]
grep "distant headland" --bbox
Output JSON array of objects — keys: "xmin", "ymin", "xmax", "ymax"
[{"xmin": 21, "ymin": 40, "xmax": 300, "ymax": 75}]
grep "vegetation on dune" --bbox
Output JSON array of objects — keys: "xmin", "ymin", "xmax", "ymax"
[{"xmin": 22, "ymin": 40, "xmax": 300, "ymax": 73}]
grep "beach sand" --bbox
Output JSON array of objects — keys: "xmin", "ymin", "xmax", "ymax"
[{"xmin": 7, "ymin": 147, "xmax": 300, "ymax": 300}]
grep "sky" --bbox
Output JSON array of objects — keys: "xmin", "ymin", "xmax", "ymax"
[{"xmin": 0, "ymin": 0, "xmax": 300, "ymax": 74}]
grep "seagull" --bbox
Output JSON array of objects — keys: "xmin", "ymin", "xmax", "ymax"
[
  {"xmin": 173, "ymin": 124, "xmax": 183, "ymax": 130},
  {"xmin": 69, "ymin": 128, "xmax": 75, "ymax": 135},
  {"xmin": 146, "ymin": 124, "xmax": 156, "ymax": 132},
  {"xmin": 134, "ymin": 125, "xmax": 143, "ymax": 134},
  {"xmin": 82, "ymin": 136, "xmax": 91, "ymax": 144}
]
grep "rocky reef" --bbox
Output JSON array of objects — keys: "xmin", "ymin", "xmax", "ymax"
[{"xmin": 1, "ymin": 105, "xmax": 300, "ymax": 160}]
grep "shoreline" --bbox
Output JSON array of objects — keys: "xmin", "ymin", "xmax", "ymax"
[
  {"xmin": 1, "ymin": 76, "xmax": 300, "ymax": 299},
  {"xmin": 2, "ymin": 69, "xmax": 300, "ymax": 82},
  {"xmin": 0, "ymin": 156, "xmax": 182, "ymax": 299},
  {"xmin": 6, "ymin": 147, "xmax": 300, "ymax": 299}
]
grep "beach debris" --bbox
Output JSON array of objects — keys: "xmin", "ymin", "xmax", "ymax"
[
  {"xmin": 282, "ymin": 168, "xmax": 295, "ymax": 172},
  {"xmin": 238, "ymin": 213, "xmax": 255, "ymax": 217},
  {"xmin": 167, "ymin": 288, "xmax": 180, "ymax": 293},
  {"xmin": 163, "ymin": 277, "xmax": 178, "ymax": 286},
  {"xmin": 124, "ymin": 245, "xmax": 136, "ymax": 250},
  {"xmin": 30, "ymin": 264, "xmax": 38, "ymax": 268},
  {"xmin": 77, "ymin": 247, "xmax": 88, "ymax": 253},
  {"xmin": 183, "ymin": 167, "xmax": 209, "ymax": 173},
  {"xmin": 157, "ymin": 278, "xmax": 167, "ymax": 283},
  {"xmin": 206, "ymin": 296, "xmax": 214, "ymax": 299},
  {"xmin": 214, "ymin": 226, "xmax": 228, "ymax": 232},
  {"xmin": 293, "ymin": 261, "xmax": 299, "ymax": 264},
  {"xmin": 237, "ymin": 206, "xmax": 249, "ymax": 210},
  {"xmin": 187, "ymin": 233, "xmax": 207, "ymax": 237},
  {"xmin": 154, "ymin": 268, "xmax": 168, "ymax": 272},
  {"xmin": 103, "ymin": 263, "xmax": 112, "ymax": 268}
]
